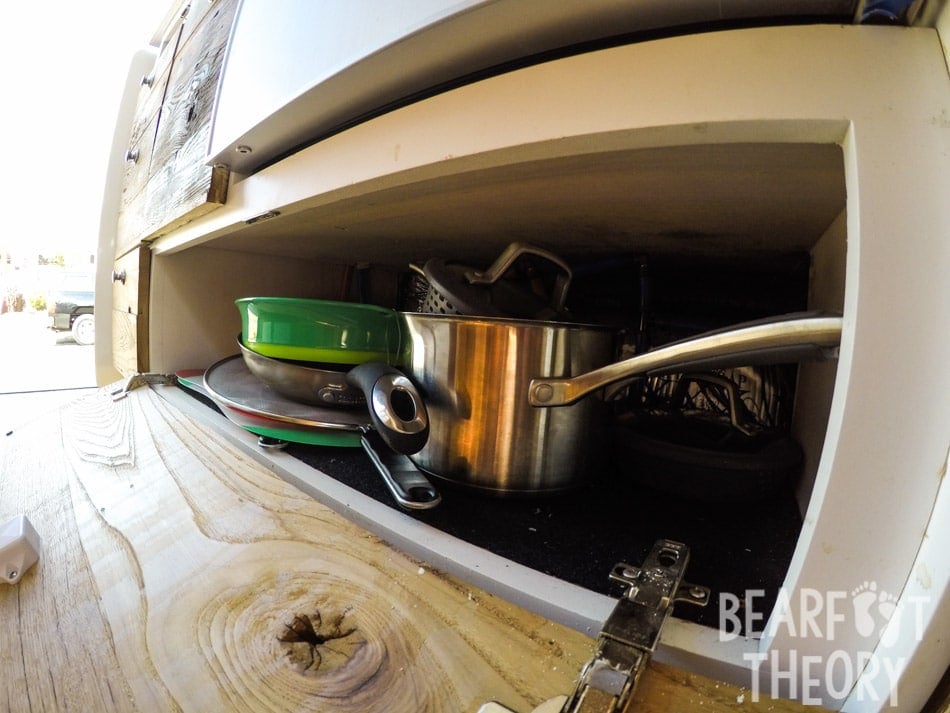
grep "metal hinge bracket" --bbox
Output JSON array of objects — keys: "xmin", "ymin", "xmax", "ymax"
[
  {"xmin": 480, "ymin": 539, "xmax": 709, "ymax": 713},
  {"xmin": 111, "ymin": 372, "xmax": 178, "ymax": 400},
  {"xmin": 561, "ymin": 539, "xmax": 709, "ymax": 712}
]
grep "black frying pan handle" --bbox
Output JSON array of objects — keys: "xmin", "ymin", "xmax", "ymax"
[{"xmin": 347, "ymin": 362, "xmax": 429, "ymax": 454}]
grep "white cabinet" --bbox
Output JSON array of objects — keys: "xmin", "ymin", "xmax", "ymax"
[
  {"xmin": 209, "ymin": 0, "xmax": 854, "ymax": 175},
  {"xmin": 101, "ymin": 16, "xmax": 950, "ymax": 711}
]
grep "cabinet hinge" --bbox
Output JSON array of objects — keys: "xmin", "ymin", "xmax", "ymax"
[
  {"xmin": 111, "ymin": 372, "xmax": 178, "ymax": 400},
  {"xmin": 480, "ymin": 539, "xmax": 709, "ymax": 713}
]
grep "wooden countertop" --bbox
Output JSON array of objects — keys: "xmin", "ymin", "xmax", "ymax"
[{"xmin": 0, "ymin": 385, "xmax": 822, "ymax": 712}]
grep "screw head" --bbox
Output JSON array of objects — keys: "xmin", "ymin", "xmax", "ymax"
[{"xmin": 532, "ymin": 383, "xmax": 554, "ymax": 403}]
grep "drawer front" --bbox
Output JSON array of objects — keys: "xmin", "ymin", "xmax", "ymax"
[
  {"xmin": 116, "ymin": 21, "xmax": 180, "ymax": 257},
  {"xmin": 116, "ymin": 112, "xmax": 158, "ymax": 258},
  {"xmin": 114, "ymin": 1, "xmax": 235, "ymax": 249},
  {"xmin": 143, "ymin": 0, "xmax": 237, "ymax": 240},
  {"xmin": 126, "ymin": 55, "xmax": 172, "ymax": 149},
  {"xmin": 111, "ymin": 247, "xmax": 151, "ymax": 376},
  {"xmin": 179, "ymin": 0, "xmax": 221, "ymax": 45}
]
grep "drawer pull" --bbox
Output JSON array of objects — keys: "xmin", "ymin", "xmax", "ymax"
[
  {"xmin": 124, "ymin": 149, "xmax": 140, "ymax": 163},
  {"xmin": 112, "ymin": 269, "xmax": 127, "ymax": 285},
  {"xmin": 140, "ymin": 73, "xmax": 154, "ymax": 88}
]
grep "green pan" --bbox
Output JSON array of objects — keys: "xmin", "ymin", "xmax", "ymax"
[{"xmin": 236, "ymin": 297, "xmax": 404, "ymax": 365}]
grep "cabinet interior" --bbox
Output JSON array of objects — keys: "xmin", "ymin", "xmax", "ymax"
[
  {"xmin": 195, "ymin": 141, "xmax": 844, "ymax": 264},
  {"xmin": 149, "ymin": 139, "xmax": 846, "ymax": 630}
]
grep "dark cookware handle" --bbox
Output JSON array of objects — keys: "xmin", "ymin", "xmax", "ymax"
[
  {"xmin": 347, "ymin": 362, "xmax": 429, "ymax": 455},
  {"xmin": 359, "ymin": 429, "xmax": 441, "ymax": 509}
]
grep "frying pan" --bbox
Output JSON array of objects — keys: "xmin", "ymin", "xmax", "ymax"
[
  {"xmin": 183, "ymin": 357, "xmax": 440, "ymax": 509},
  {"xmin": 237, "ymin": 337, "xmax": 365, "ymax": 407},
  {"xmin": 176, "ymin": 368, "xmax": 362, "ymax": 448}
]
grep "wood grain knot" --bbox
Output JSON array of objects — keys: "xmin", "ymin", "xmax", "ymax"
[{"xmin": 278, "ymin": 608, "xmax": 362, "ymax": 677}]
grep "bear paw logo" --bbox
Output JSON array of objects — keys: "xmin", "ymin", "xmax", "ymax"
[{"xmin": 851, "ymin": 581, "xmax": 901, "ymax": 647}]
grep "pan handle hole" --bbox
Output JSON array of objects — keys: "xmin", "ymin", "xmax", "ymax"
[
  {"xmin": 408, "ymin": 486, "xmax": 437, "ymax": 502},
  {"xmin": 390, "ymin": 387, "xmax": 417, "ymax": 422}
]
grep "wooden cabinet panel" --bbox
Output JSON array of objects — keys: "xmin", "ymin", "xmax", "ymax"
[
  {"xmin": 116, "ymin": 14, "xmax": 183, "ymax": 259},
  {"xmin": 143, "ymin": 0, "xmax": 236, "ymax": 240},
  {"xmin": 115, "ymin": 0, "xmax": 236, "ymax": 252},
  {"xmin": 116, "ymin": 113, "xmax": 158, "ymax": 256},
  {"xmin": 179, "ymin": 0, "xmax": 220, "ymax": 45},
  {"xmin": 111, "ymin": 247, "xmax": 151, "ymax": 376},
  {"xmin": 127, "ymin": 16, "xmax": 178, "ymax": 149}
]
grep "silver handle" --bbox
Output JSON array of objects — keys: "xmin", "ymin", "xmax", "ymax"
[
  {"xmin": 529, "ymin": 314, "xmax": 842, "ymax": 407},
  {"xmin": 465, "ymin": 242, "xmax": 573, "ymax": 313},
  {"xmin": 124, "ymin": 148, "xmax": 139, "ymax": 163},
  {"xmin": 112, "ymin": 269, "xmax": 127, "ymax": 284}
]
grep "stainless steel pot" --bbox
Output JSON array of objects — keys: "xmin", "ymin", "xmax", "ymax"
[
  {"xmin": 394, "ymin": 312, "xmax": 841, "ymax": 495},
  {"xmin": 401, "ymin": 314, "xmax": 615, "ymax": 494}
]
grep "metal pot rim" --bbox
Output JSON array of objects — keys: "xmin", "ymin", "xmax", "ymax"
[{"xmin": 400, "ymin": 311, "xmax": 613, "ymax": 332}]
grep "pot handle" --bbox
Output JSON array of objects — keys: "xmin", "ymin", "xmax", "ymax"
[
  {"xmin": 347, "ymin": 362, "xmax": 429, "ymax": 454},
  {"xmin": 464, "ymin": 241, "xmax": 572, "ymax": 313},
  {"xmin": 529, "ymin": 314, "xmax": 843, "ymax": 407}
]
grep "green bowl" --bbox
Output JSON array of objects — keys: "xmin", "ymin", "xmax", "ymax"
[{"xmin": 236, "ymin": 297, "xmax": 404, "ymax": 365}]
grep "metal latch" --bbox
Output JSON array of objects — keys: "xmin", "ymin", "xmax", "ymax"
[
  {"xmin": 480, "ymin": 539, "xmax": 709, "ymax": 713},
  {"xmin": 111, "ymin": 372, "xmax": 177, "ymax": 400}
]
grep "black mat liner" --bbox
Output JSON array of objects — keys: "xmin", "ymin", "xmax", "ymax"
[{"xmin": 181, "ymin": 385, "xmax": 800, "ymax": 631}]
